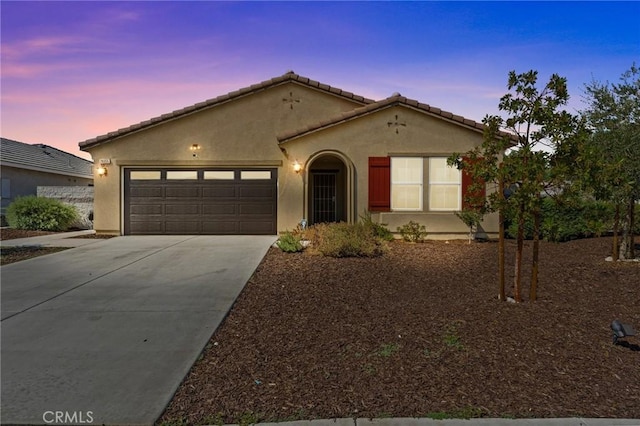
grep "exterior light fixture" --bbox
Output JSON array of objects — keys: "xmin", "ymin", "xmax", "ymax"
[
  {"xmin": 96, "ymin": 166, "xmax": 108, "ymax": 177},
  {"xmin": 293, "ymin": 161, "xmax": 302, "ymax": 173},
  {"xmin": 189, "ymin": 144, "xmax": 201, "ymax": 151}
]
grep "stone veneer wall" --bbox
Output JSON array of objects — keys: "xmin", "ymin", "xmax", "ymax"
[{"xmin": 37, "ymin": 186, "xmax": 94, "ymax": 229}]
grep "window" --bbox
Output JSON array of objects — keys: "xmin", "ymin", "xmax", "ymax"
[
  {"xmin": 429, "ymin": 157, "xmax": 461, "ymax": 211},
  {"xmin": 391, "ymin": 157, "xmax": 423, "ymax": 211},
  {"xmin": 204, "ymin": 171, "xmax": 235, "ymax": 180},
  {"xmin": 130, "ymin": 171, "xmax": 161, "ymax": 180},
  {"xmin": 241, "ymin": 171, "xmax": 271, "ymax": 180},
  {"xmin": 1, "ymin": 178, "xmax": 10, "ymax": 199},
  {"xmin": 166, "ymin": 171, "xmax": 198, "ymax": 180}
]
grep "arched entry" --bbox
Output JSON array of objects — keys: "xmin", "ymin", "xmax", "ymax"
[{"xmin": 305, "ymin": 151, "xmax": 355, "ymax": 225}]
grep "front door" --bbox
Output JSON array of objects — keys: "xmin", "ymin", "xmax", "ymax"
[{"xmin": 311, "ymin": 172, "xmax": 337, "ymax": 223}]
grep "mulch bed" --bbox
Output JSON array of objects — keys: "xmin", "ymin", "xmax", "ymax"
[
  {"xmin": 0, "ymin": 229, "xmax": 57, "ymax": 240},
  {"xmin": 160, "ymin": 237, "xmax": 639, "ymax": 424},
  {"xmin": 1, "ymin": 246, "xmax": 69, "ymax": 265},
  {"xmin": 0, "ymin": 229, "xmax": 115, "ymax": 241}
]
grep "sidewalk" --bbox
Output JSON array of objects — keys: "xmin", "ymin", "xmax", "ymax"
[{"xmin": 0, "ymin": 229, "xmax": 108, "ymax": 248}]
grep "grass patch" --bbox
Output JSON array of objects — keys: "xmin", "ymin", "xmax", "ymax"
[
  {"xmin": 426, "ymin": 406, "xmax": 486, "ymax": 419},
  {"xmin": 373, "ymin": 343, "xmax": 401, "ymax": 358}
]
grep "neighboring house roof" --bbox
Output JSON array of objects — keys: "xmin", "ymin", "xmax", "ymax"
[
  {"xmin": 277, "ymin": 93, "xmax": 491, "ymax": 143},
  {"xmin": 79, "ymin": 71, "xmax": 375, "ymax": 150},
  {"xmin": 1, "ymin": 137, "xmax": 93, "ymax": 179}
]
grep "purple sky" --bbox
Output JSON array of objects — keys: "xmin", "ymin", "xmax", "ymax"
[{"xmin": 2, "ymin": 1, "xmax": 638, "ymax": 161}]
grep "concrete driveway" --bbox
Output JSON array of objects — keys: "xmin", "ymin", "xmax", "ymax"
[{"xmin": 1, "ymin": 235, "xmax": 276, "ymax": 425}]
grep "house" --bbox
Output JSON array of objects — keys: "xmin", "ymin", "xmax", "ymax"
[
  {"xmin": 1, "ymin": 138, "xmax": 93, "ymax": 219},
  {"xmin": 79, "ymin": 71, "xmax": 498, "ymax": 238}
]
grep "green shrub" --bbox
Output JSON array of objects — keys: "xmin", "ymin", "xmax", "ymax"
[
  {"xmin": 505, "ymin": 197, "xmax": 615, "ymax": 242},
  {"xmin": 397, "ymin": 220, "xmax": 427, "ymax": 243},
  {"xmin": 359, "ymin": 210, "xmax": 394, "ymax": 241},
  {"xmin": 276, "ymin": 231, "xmax": 303, "ymax": 253},
  {"xmin": 315, "ymin": 222, "xmax": 388, "ymax": 257},
  {"xmin": 6, "ymin": 196, "xmax": 78, "ymax": 231}
]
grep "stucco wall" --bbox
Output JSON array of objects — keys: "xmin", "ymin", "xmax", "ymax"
[
  {"xmin": 1, "ymin": 165, "xmax": 93, "ymax": 211},
  {"xmin": 82, "ymin": 81, "xmax": 497, "ymax": 238},
  {"xmin": 83, "ymin": 82, "xmax": 365, "ymax": 234},
  {"xmin": 37, "ymin": 186, "xmax": 94, "ymax": 229},
  {"xmin": 282, "ymin": 105, "xmax": 500, "ymax": 238}
]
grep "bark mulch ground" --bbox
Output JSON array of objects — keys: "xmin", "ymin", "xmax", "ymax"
[
  {"xmin": 0, "ymin": 229, "xmax": 114, "ymax": 264},
  {"xmin": 1, "ymin": 246, "xmax": 69, "ymax": 265},
  {"xmin": 0, "ymin": 229, "xmax": 57, "ymax": 240},
  {"xmin": 160, "ymin": 237, "xmax": 639, "ymax": 425}
]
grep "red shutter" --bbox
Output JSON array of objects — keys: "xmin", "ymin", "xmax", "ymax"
[
  {"xmin": 461, "ymin": 157, "xmax": 486, "ymax": 210},
  {"xmin": 368, "ymin": 157, "xmax": 391, "ymax": 212}
]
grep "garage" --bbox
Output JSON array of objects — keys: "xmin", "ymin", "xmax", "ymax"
[{"xmin": 124, "ymin": 168, "xmax": 277, "ymax": 235}]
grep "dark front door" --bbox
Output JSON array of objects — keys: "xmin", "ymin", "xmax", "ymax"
[{"xmin": 312, "ymin": 172, "xmax": 337, "ymax": 223}]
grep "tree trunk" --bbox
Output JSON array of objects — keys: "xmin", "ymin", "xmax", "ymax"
[
  {"xmin": 498, "ymin": 174, "xmax": 506, "ymax": 302},
  {"xmin": 629, "ymin": 197, "xmax": 635, "ymax": 259},
  {"xmin": 627, "ymin": 197, "xmax": 635, "ymax": 259},
  {"xmin": 530, "ymin": 206, "xmax": 541, "ymax": 302},
  {"xmin": 620, "ymin": 199, "xmax": 633, "ymax": 260},
  {"xmin": 514, "ymin": 203, "xmax": 525, "ymax": 303},
  {"xmin": 498, "ymin": 207, "xmax": 506, "ymax": 302},
  {"xmin": 613, "ymin": 204, "xmax": 620, "ymax": 261}
]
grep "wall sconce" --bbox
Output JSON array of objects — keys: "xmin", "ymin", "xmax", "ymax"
[
  {"xmin": 190, "ymin": 144, "xmax": 201, "ymax": 158},
  {"xmin": 96, "ymin": 166, "xmax": 108, "ymax": 177},
  {"xmin": 293, "ymin": 161, "xmax": 302, "ymax": 173}
]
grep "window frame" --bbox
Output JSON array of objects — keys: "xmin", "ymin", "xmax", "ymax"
[
  {"xmin": 391, "ymin": 157, "xmax": 423, "ymax": 211},
  {"xmin": 428, "ymin": 157, "xmax": 462, "ymax": 212}
]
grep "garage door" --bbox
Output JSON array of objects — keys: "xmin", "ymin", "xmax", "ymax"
[{"xmin": 124, "ymin": 168, "xmax": 277, "ymax": 235}]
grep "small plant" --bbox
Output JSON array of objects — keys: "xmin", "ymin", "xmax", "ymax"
[
  {"xmin": 238, "ymin": 411, "xmax": 260, "ymax": 426},
  {"xmin": 362, "ymin": 363, "xmax": 376, "ymax": 375},
  {"xmin": 6, "ymin": 196, "xmax": 78, "ymax": 231},
  {"xmin": 276, "ymin": 230, "xmax": 303, "ymax": 253},
  {"xmin": 443, "ymin": 323, "xmax": 464, "ymax": 350},
  {"xmin": 315, "ymin": 222, "xmax": 388, "ymax": 258},
  {"xmin": 200, "ymin": 413, "xmax": 224, "ymax": 426},
  {"xmin": 455, "ymin": 209, "xmax": 484, "ymax": 244},
  {"xmin": 373, "ymin": 342, "xmax": 401, "ymax": 357},
  {"xmin": 360, "ymin": 210, "xmax": 394, "ymax": 241},
  {"xmin": 397, "ymin": 220, "xmax": 427, "ymax": 243}
]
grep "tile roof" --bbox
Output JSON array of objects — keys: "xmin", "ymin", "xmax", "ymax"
[
  {"xmin": 1, "ymin": 137, "xmax": 93, "ymax": 178},
  {"xmin": 79, "ymin": 71, "xmax": 375, "ymax": 150},
  {"xmin": 277, "ymin": 93, "xmax": 494, "ymax": 143}
]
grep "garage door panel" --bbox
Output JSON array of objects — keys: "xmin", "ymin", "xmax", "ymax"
[
  {"xmin": 165, "ymin": 187, "xmax": 200, "ymax": 198},
  {"xmin": 203, "ymin": 204, "xmax": 237, "ymax": 215},
  {"xmin": 125, "ymin": 168, "xmax": 276, "ymax": 235},
  {"xmin": 130, "ymin": 204, "xmax": 163, "ymax": 215},
  {"xmin": 239, "ymin": 221, "xmax": 275, "ymax": 234},
  {"xmin": 201, "ymin": 221, "xmax": 239, "ymax": 234},
  {"xmin": 130, "ymin": 187, "xmax": 164, "ymax": 198},
  {"xmin": 239, "ymin": 203, "xmax": 275, "ymax": 215},
  {"xmin": 239, "ymin": 186, "xmax": 275, "ymax": 198},
  {"xmin": 202, "ymin": 186, "xmax": 236, "ymax": 198},
  {"xmin": 165, "ymin": 204, "xmax": 200, "ymax": 215},
  {"xmin": 129, "ymin": 221, "xmax": 164, "ymax": 234},
  {"xmin": 165, "ymin": 221, "xmax": 201, "ymax": 234}
]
